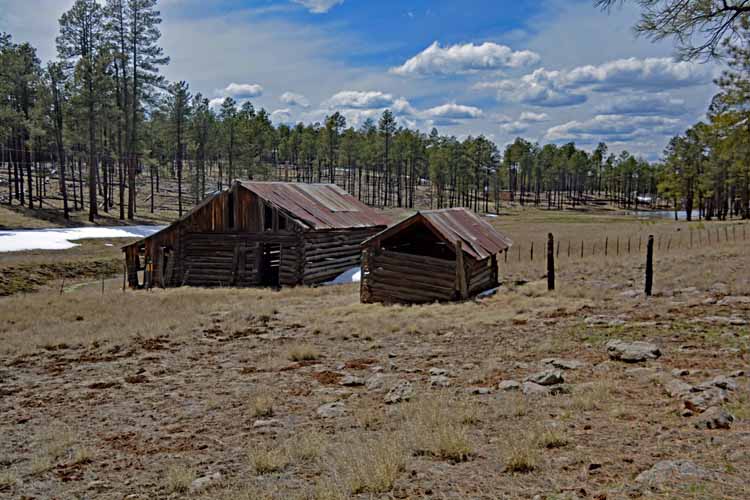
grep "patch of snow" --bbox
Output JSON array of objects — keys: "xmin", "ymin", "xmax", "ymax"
[
  {"xmin": 484, "ymin": 214, "xmax": 498, "ymax": 218},
  {"xmin": 324, "ymin": 267, "xmax": 361, "ymax": 286},
  {"xmin": 0, "ymin": 225, "xmax": 164, "ymax": 253}
]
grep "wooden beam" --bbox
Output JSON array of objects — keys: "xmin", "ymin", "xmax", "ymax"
[{"xmin": 455, "ymin": 240, "xmax": 468, "ymax": 300}]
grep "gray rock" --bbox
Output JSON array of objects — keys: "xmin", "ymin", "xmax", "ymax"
[
  {"xmin": 522, "ymin": 381, "xmax": 549, "ymax": 396},
  {"xmin": 620, "ymin": 290, "xmax": 640, "ymax": 298},
  {"xmin": 190, "ymin": 472, "xmax": 222, "ymax": 493},
  {"xmin": 497, "ymin": 380, "xmax": 521, "ymax": 392},
  {"xmin": 252, "ymin": 419, "xmax": 282, "ymax": 428},
  {"xmin": 585, "ymin": 316, "xmax": 626, "ymax": 326},
  {"xmin": 365, "ymin": 374, "xmax": 385, "ymax": 391},
  {"xmin": 694, "ymin": 407, "xmax": 734, "ymax": 430},
  {"xmin": 430, "ymin": 375, "xmax": 451, "ymax": 387},
  {"xmin": 467, "ymin": 386, "xmax": 491, "ymax": 395},
  {"xmin": 316, "ymin": 402, "xmax": 347, "ymax": 418},
  {"xmin": 525, "ymin": 369, "xmax": 564, "ymax": 386},
  {"xmin": 717, "ymin": 295, "xmax": 750, "ymax": 306},
  {"xmin": 671, "ymin": 368, "xmax": 690, "ymax": 377},
  {"xmin": 384, "ymin": 381, "xmax": 414, "ymax": 404},
  {"xmin": 683, "ymin": 388, "xmax": 728, "ymax": 413},
  {"xmin": 542, "ymin": 358, "xmax": 585, "ymax": 370},
  {"xmin": 340, "ymin": 375, "xmax": 365, "ymax": 387},
  {"xmin": 698, "ymin": 376, "xmax": 738, "ymax": 391},
  {"xmin": 663, "ymin": 379, "xmax": 694, "ymax": 398},
  {"xmin": 635, "ymin": 460, "xmax": 710, "ymax": 486},
  {"xmin": 710, "ymin": 282, "xmax": 729, "ymax": 295},
  {"xmin": 606, "ymin": 340, "xmax": 661, "ymax": 363},
  {"xmin": 428, "ymin": 367, "xmax": 450, "ymax": 377},
  {"xmin": 729, "ymin": 370, "xmax": 746, "ymax": 378}
]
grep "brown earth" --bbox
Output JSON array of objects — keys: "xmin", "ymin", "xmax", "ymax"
[{"xmin": 0, "ymin": 209, "xmax": 749, "ymax": 499}]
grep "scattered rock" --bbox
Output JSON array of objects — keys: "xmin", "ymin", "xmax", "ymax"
[
  {"xmin": 606, "ymin": 340, "xmax": 661, "ymax": 363},
  {"xmin": 671, "ymin": 368, "xmax": 690, "ymax": 377},
  {"xmin": 384, "ymin": 381, "xmax": 414, "ymax": 404},
  {"xmin": 663, "ymin": 379, "xmax": 694, "ymax": 398},
  {"xmin": 467, "ymin": 386, "xmax": 491, "ymax": 395},
  {"xmin": 585, "ymin": 316, "xmax": 625, "ymax": 326},
  {"xmin": 717, "ymin": 296, "xmax": 750, "ymax": 306},
  {"xmin": 525, "ymin": 369, "xmax": 564, "ymax": 386},
  {"xmin": 430, "ymin": 375, "xmax": 450, "ymax": 387},
  {"xmin": 365, "ymin": 374, "xmax": 385, "ymax": 391},
  {"xmin": 87, "ymin": 380, "xmax": 121, "ymax": 390},
  {"xmin": 522, "ymin": 382, "xmax": 549, "ymax": 396},
  {"xmin": 497, "ymin": 380, "xmax": 521, "ymax": 392},
  {"xmin": 635, "ymin": 460, "xmax": 711, "ymax": 486},
  {"xmin": 709, "ymin": 282, "xmax": 729, "ymax": 295},
  {"xmin": 697, "ymin": 376, "xmax": 737, "ymax": 392},
  {"xmin": 317, "ymin": 402, "xmax": 347, "ymax": 418},
  {"xmin": 542, "ymin": 358, "xmax": 585, "ymax": 370},
  {"xmin": 429, "ymin": 367, "xmax": 450, "ymax": 377},
  {"xmin": 620, "ymin": 290, "xmax": 640, "ymax": 298},
  {"xmin": 339, "ymin": 375, "xmax": 365, "ymax": 387},
  {"xmin": 694, "ymin": 407, "xmax": 734, "ymax": 430},
  {"xmin": 683, "ymin": 388, "xmax": 728, "ymax": 413},
  {"xmin": 729, "ymin": 370, "xmax": 745, "ymax": 378},
  {"xmin": 253, "ymin": 419, "xmax": 282, "ymax": 428},
  {"xmin": 190, "ymin": 472, "xmax": 222, "ymax": 493}
]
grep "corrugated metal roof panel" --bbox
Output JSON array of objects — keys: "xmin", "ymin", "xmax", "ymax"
[
  {"xmin": 421, "ymin": 208, "xmax": 512, "ymax": 260},
  {"xmin": 240, "ymin": 181, "xmax": 390, "ymax": 230},
  {"xmin": 363, "ymin": 208, "xmax": 512, "ymax": 260}
]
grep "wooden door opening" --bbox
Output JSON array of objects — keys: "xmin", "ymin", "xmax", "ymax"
[{"xmin": 259, "ymin": 243, "xmax": 281, "ymax": 287}]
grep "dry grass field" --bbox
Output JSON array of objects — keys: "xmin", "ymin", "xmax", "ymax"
[{"xmin": 1, "ymin": 208, "xmax": 749, "ymax": 499}]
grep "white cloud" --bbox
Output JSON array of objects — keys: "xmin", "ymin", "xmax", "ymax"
[
  {"xmin": 545, "ymin": 114, "xmax": 682, "ymax": 143},
  {"xmin": 271, "ymin": 108, "xmax": 294, "ymax": 124},
  {"xmin": 477, "ymin": 57, "xmax": 709, "ymax": 108},
  {"xmin": 423, "ymin": 103, "xmax": 483, "ymax": 119},
  {"xmin": 223, "ymin": 82, "xmax": 264, "ymax": 98},
  {"xmin": 280, "ymin": 91, "xmax": 310, "ymax": 108},
  {"xmin": 326, "ymin": 90, "xmax": 396, "ymax": 109},
  {"xmin": 208, "ymin": 97, "xmax": 227, "ymax": 109},
  {"xmin": 519, "ymin": 111, "xmax": 549, "ymax": 122},
  {"xmin": 595, "ymin": 93, "xmax": 686, "ymax": 116},
  {"xmin": 391, "ymin": 41, "xmax": 540, "ymax": 77},
  {"xmin": 293, "ymin": 0, "xmax": 344, "ymax": 14}
]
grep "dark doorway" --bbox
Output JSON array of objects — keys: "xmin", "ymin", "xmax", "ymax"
[{"xmin": 259, "ymin": 243, "xmax": 281, "ymax": 287}]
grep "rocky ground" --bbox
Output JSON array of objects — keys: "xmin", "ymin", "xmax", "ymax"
[
  {"xmin": 1, "ymin": 275, "xmax": 749, "ymax": 499},
  {"xmin": 1, "ymin": 209, "xmax": 749, "ymax": 499}
]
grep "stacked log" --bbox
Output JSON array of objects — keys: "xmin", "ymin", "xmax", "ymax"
[
  {"xmin": 363, "ymin": 249, "xmax": 457, "ymax": 304},
  {"xmin": 302, "ymin": 228, "xmax": 380, "ymax": 285}
]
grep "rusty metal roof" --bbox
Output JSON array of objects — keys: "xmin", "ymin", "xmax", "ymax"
[
  {"xmin": 240, "ymin": 181, "xmax": 390, "ymax": 230},
  {"xmin": 364, "ymin": 207, "xmax": 512, "ymax": 260}
]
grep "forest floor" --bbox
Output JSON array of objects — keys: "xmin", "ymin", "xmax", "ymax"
[{"xmin": 1, "ymin": 208, "xmax": 749, "ymax": 499}]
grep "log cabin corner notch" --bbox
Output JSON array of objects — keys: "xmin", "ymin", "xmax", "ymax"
[
  {"xmin": 123, "ymin": 181, "xmax": 390, "ymax": 289},
  {"xmin": 360, "ymin": 208, "xmax": 513, "ymax": 304}
]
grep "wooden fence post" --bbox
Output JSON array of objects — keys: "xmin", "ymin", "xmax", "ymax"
[
  {"xmin": 547, "ymin": 233, "xmax": 555, "ymax": 291},
  {"xmin": 567, "ymin": 240, "xmax": 571, "ymax": 258},
  {"xmin": 605, "ymin": 236, "xmax": 608, "ymax": 257},
  {"xmin": 616, "ymin": 237, "xmax": 620, "ymax": 256},
  {"xmin": 556, "ymin": 240, "xmax": 560, "ymax": 259},
  {"xmin": 530, "ymin": 241, "xmax": 534, "ymax": 262},
  {"xmin": 580, "ymin": 240, "xmax": 584, "ymax": 258},
  {"xmin": 455, "ymin": 240, "xmax": 468, "ymax": 300},
  {"xmin": 628, "ymin": 236, "xmax": 631, "ymax": 254},
  {"xmin": 639, "ymin": 235, "xmax": 642, "ymax": 252},
  {"xmin": 645, "ymin": 235, "xmax": 654, "ymax": 297}
]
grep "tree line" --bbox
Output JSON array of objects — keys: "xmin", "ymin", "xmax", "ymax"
[{"xmin": 1, "ymin": 0, "xmax": 748, "ymax": 223}]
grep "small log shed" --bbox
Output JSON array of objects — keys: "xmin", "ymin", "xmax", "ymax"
[
  {"xmin": 123, "ymin": 181, "xmax": 390, "ymax": 289},
  {"xmin": 360, "ymin": 208, "xmax": 513, "ymax": 304}
]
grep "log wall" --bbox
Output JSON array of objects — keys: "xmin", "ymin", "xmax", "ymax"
[
  {"xmin": 361, "ymin": 249, "xmax": 458, "ymax": 304},
  {"xmin": 361, "ymin": 249, "xmax": 498, "ymax": 304},
  {"xmin": 302, "ymin": 227, "xmax": 382, "ymax": 285}
]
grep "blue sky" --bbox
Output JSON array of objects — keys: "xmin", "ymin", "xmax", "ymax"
[{"xmin": 1, "ymin": 0, "xmax": 721, "ymax": 160}]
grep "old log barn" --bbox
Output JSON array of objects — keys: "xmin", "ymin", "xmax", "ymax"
[
  {"xmin": 360, "ymin": 208, "xmax": 512, "ymax": 304},
  {"xmin": 123, "ymin": 181, "xmax": 389, "ymax": 289}
]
